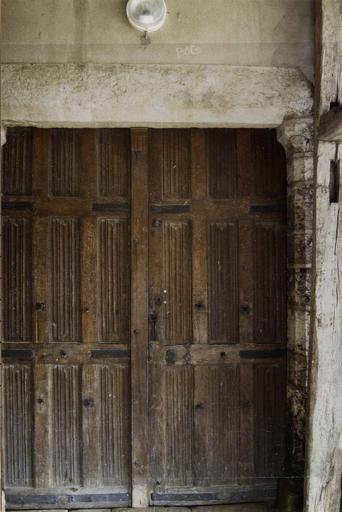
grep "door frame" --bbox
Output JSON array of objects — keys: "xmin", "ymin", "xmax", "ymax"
[{"xmin": 1, "ymin": 62, "xmax": 314, "ymax": 509}]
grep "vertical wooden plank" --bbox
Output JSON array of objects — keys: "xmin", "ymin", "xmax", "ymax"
[
  {"xmin": 159, "ymin": 130, "xmax": 191, "ymax": 200},
  {"xmin": 34, "ymin": 364, "xmax": 51, "ymax": 488},
  {"xmin": 131, "ymin": 128, "xmax": 149, "ymax": 507},
  {"xmin": 51, "ymin": 365, "xmax": 81, "ymax": 487},
  {"xmin": 207, "ymin": 365, "xmax": 240, "ymax": 484},
  {"xmin": 148, "ymin": 130, "xmax": 163, "ymax": 203},
  {"xmin": 162, "ymin": 220, "xmax": 192, "ymax": 344},
  {"xmin": 97, "ymin": 219, "xmax": 130, "ymax": 343},
  {"xmin": 207, "ymin": 129, "xmax": 238, "ymax": 199},
  {"xmin": 2, "ymin": 128, "xmax": 33, "ymax": 196},
  {"xmin": 254, "ymin": 362, "xmax": 286, "ymax": 478},
  {"xmin": 237, "ymin": 130, "xmax": 254, "ymax": 346},
  {"xmin": 32, "ymin": 217, "xmax": 49, "ymax": 342},
  {"xmin": 148, "ymin": 363, "xmax": 166, "ymax": 492},
  {"xmin": 192, "ymin": 221, "xmax": 208, "ymax": 343},
  {"xmin": 32, "ymin": 129, "xmax": 49, "ymax": 212},
  {"xmin": 49, "ymin": 218, "xmax": 81, "ymax": 343},
  {"xmin": 149, "ymin": 215, "xmax": 163, "ymax": 343},
  {"xmin": 81, "ymin": 130, "xmax": 98, "ymax": 344},
  {"xmin": 254, "ymin": 222, "xmax": 287, "ymax": 343},
  {"xmin": 100, "ymin": 364, "xmax": 131, "ymax": 486},
  {"xmin": 193, "ymin": 365, "xmax": 210, "ymax": 486},
  {"xmin": 236, "ymin": 129, "xmax": 253, "ymax": 198},
  {"xmin": 165, "ymin": 366, "xmax": 194, "ymax": 486},
  {"xmin": 82, "ymin": 362, "xmax": 131, "ymax": 489},
  {"xmin": 97, "ymin": 129, "xmax": 131, "ymax": 199},
  {"xmin": 239, "ymin": 220, "xmax": 254, "ymax": 344},
  {"xmin": 32, "ymin": 129, "xmax": 50, "ymax": 343},
  {"xmin": 191, "ymin": 129, "xmax": 208, "ymax": 200},
  {"xmin": 148, "ymin": 138, "xmax": 166, "ymax": 492},
  {"xmin": 82, "ymin": 364, "xmax": 101, "ymax": 487},
  {"xmin": 3, "ymin": 364, "xmax": 33, "ymax": 487},
  {"xmin": 49, "ymin": 129, "xmax": 81, "ymax": 197},
  {"xmin": 191, "ymin": 130, "xmax": 208, "ymax": 344},
  {"xmin": 239, "ymin": 362, "xmax": 255, "ymax": 480},
  {"xmin": 81, "ymin": 217, "xmax": 97, "ymax": 344},
  {"xmin": 2, "ymin": 217, "xmax": 32, "ymax": 342},
  {"xmin": 208, "ymin": 222, "xmax": 239, "ymax": 344}
]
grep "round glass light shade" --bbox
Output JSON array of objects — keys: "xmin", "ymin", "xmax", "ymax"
[{"xmin": 126, "ymin": 0, "xmax": 167, "ymax": 33}]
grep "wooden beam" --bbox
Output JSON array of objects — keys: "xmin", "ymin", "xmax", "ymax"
[
  {"xmin": 305, "ymin": 0, "xmax": 342, "ymax": 509},
  {"xmin": 319, "ymin": 106, "xmax": 342, "ymax": 141},
  {"xmin": 130, "ymin": 128, "xmax": 149, "ymax": 508}
]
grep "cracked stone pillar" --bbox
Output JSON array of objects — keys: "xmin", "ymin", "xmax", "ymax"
[{"xmin": 277, "ymin": 116, "xmax": 314, "ymax": 504}]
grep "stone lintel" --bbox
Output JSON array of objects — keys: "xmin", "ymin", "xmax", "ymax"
[{"xmin": 1, "ymin": 64, "xmax": 312, "ymax": 129}]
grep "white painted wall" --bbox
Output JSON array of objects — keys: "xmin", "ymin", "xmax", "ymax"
[{"xmin": 1, "ymin": 0, "xmax": 314, "ymax": 79}]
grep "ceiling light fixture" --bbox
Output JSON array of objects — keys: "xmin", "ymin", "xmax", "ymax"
[{"xmin": 126, "ymin": 0, "xmax": 167, "ymax": 33}]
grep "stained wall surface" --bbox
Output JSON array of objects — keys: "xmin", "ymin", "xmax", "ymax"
[{"xmin": 1, "ymin": 0, "xmax": 314, "ymax": 80}]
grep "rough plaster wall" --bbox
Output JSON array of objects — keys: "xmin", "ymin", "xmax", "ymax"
[{"xmin": 1, "ymin": 0, "xmax": 314, "ymax": 79}]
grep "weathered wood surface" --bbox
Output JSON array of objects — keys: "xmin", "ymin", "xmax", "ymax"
[
  {"xmin": 306, "ymin": 141, "xmax": 342, "ymax": 512},
  {"xmin": 130, "ymin": 129, "xmax": 149, "ymax": 507},
  {"xmin": 2, "ymin": 127, "xmax": 288, "ymax": 508},
  {"xmin": 2, "ymin": 128, "xmax": 132, "ymax": 508},
  {"xmin": 148, "ymin": 128, "xmax": 287, "ymax": 503},
  {"xmin": 306, "ymin": 0, "xmax": 342, "ymax": 510},
  {"xmin": 319, "ymin": 106, "xmax": 342, "ymax": 141}
]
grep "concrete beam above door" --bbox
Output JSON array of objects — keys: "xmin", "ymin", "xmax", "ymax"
[{"xmin": 1, "ymin": 64, "xmax": 312, "ymax": 129}]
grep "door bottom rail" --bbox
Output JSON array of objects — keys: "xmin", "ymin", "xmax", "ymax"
[
  {"xmin": 151, "ymin": 482, "xmax": 277, "ymax": 506},
  {"xmin": 4, "ymin": 489, "xmax": 131, "ymax": 509}
]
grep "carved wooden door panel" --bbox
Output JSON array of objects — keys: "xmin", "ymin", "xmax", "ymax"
[
  {"xmin": 2, "ymin": 127, "xmax": 287, "ymax": 509},
  {"xmin": 148, "ymin": 129, "xmax": 287, "ymax": 505},
  {"xmin": 2, "ymin": 128, "xmax": 132, "ymax": 508}
]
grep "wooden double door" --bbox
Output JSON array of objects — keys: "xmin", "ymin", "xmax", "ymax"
[{"xmin": 2, "ymin": 127, "xmax": 287, "ymax": 508}]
